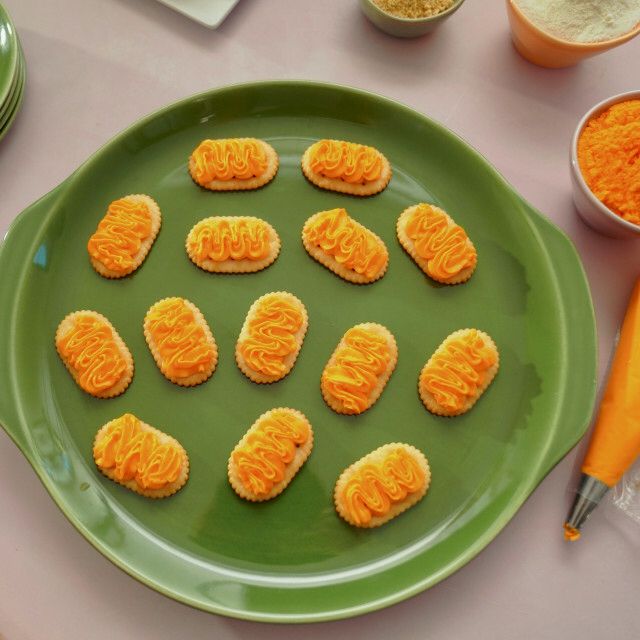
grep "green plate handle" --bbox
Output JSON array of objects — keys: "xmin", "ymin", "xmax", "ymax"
[
  {"xmin": 0, "ymin": 185, "xmax": 63, "ymax": 455},
  {"xmin": 525, "ymin": 208, "xmax": 597, "ymax": 480}
]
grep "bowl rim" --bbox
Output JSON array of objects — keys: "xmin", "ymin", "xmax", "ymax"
[
  {"xmin": 361, "ymin": 0, "xmax": 466, "ymax": 24},
  {"xmin": 570, "ymin": 90, "xmax": 640, "ymax": 234},
  {"xmin": 508, "ymin": 0, "xmax": 640, "ymax": 49}
]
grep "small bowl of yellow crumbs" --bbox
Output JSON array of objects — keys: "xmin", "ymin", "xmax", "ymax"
[{"xmin": 359, "ymin": 0, "xmax": 466, "ymax": 37}]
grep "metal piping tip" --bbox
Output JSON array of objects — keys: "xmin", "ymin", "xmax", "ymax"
[{"xmin": 563, "ymin": 474, "xmax": 610, "ymax": 541}]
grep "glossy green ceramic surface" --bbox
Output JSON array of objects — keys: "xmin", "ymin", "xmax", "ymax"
[
  {"xmin": 0, "ymin": 3, "xmax": 18, "ymax": 108},
  {"xmin": 0, "ymin": 46, "xmax": 24, "ymax": 139},
  {"xmin": 0, "ymin": 81, "xmax": 596, "ymax": 622}
]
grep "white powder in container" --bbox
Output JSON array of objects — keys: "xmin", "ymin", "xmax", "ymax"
[{"xmin": 514, "ymin": 0, "xmax": 640, "ymax": 43}]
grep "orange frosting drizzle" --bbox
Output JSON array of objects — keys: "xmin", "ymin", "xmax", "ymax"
[
  {"xmin": 93, "ymin": 413, "xmax": 182, "ymax": 490},
  {"xmin": 87, "ymin": 198, "xmax": 152, "ymax": 273},
  {"xmin": 191, "ymin": 139, "xmax": 268, "ymax": 182},
  {"xmin": 307, "ymin": 140, "xmax": 383, "ymax": 184},
  {"xmin": 232, "ymin": 410, "xmax": 310, "ymax": 496},
  {"xmin": 322, "ymin": 327, "xmax": 391, "ymax": 413},
  {"xmin": 563, "ymin": 523, "xmax": 581, "ymax": 542},
  {"xmin": 421, "ymin": 330, "xmax": 497, "ymax": 411},
  {"xmin": 341, "ymin": 447, "xmax": 426, "ymax": 526},
  {"xmin": 56, "ymin": 314, "xmax": 127, "ymax": 394},
  {"xmin": 146, "ymin": 299, "xmax": 215, "ymax": 379},
  {"xmin": 188, "ymin": 218, "xmax": 270, "ymax": 262},
  {"xmin": 238, "ymin": 295, "xmax": 304, "ymax": 377},
  {"xmin": 406, "ymin": 204, "xmax": 476, "ymax": 280},
  {"xmin": 304, "ymin": 209, "xmax": 387, "ymax": 279}
]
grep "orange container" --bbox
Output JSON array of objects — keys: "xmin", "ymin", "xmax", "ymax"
[{"xmin": 506, "ymin": 0, "xmax": 640, "ymax": 68}]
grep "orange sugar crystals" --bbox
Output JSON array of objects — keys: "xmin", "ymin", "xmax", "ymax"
[
  {"xmin": 93, "ymin": 413, "xmax": 189, "ymax": 498},
  {"xmin": 55, "ymin": 310, "xmax": 133, "ymax": 398},
  {"xmin": 189, "ymin": 138, "xmax": 278, "ymax": 191},
  {"xmin": 228, "ymin": 408, "xmax": 314, "ymax": 501},
  {"xmin": 577, "ymin": 99, "xmax": 640, "ymax": 225},
  {"xmin": 419, "ymin": 329, "xmax": 499, "ymax": 417},
  {"xmin": 144, "ymin": 297, "xmax": 218, "ymax": 387},
  {"xmin": 334, "ymin": 443, "xmax": 431, "ymax": 528},
  {"xmin": 87, "ymin": 194, "xmax": 161, "ymax": 279},
  {"xmin": 302, "ymin": 139, "xmax": 391, "ymax": 196}
]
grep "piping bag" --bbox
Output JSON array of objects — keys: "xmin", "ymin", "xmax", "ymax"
[{"xmin": 564, "ymin": 277, "xmax": 640, "ymax": 541}]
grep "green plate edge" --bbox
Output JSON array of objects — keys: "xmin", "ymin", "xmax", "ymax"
[
  {"xmin": 0, "ymin": 2, "xmax": 19, "ymax": 108},
  {"xmin": 0, "ymin": 41, "xmax": 25, "ymax": 140},
  {"xmin": 0, "ymin": 81, "xmax": 597, "ymax": 622}
]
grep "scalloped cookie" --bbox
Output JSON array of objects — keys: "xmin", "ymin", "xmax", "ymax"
[
  {"xmin": 87, "ymin": 194, "xmax": 161, "ymax": 279},
  {"xmin": 189, "ymin": 138, "xmax": 278, "ymax": 191},
  {"xmin": 228, "ymin": 408, "xmax": 313, "ymax": 502},
  {"xmin": 93, "ymin": 413, "xmax": 189, "ymax": 498},
  {"xmin": 334, "ymin": 443, "xmax": 430, "ymax": 528},
  {"xmin": 419, "ymin": 328, "xmax": 499, "ymax": 416},
  {"xmin": 301, "ymin": 139, "xmax": 391, "ymax": 196},
  {"xmin": 302, "ymin": 208, "xmax": 388, "ymax": 283}
]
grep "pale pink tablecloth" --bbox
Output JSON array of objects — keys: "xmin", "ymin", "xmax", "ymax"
[{"xmin": 1, "ymin": 1, "xmax": 639, "ymax": 638}]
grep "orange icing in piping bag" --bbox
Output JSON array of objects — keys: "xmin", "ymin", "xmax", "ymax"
[{"xmin": 582, "ymin": 278, "xmax": 640, "ymax": 487}]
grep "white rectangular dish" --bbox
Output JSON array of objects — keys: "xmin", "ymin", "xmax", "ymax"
[{"xmin": 154, "ymin": 0, "xmax": 240, "ymax": 28}]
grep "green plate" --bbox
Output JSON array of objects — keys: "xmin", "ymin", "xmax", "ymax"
[
  {"xmin": 0, "ymin": 3, "xmax": 18, "ymax": 109},
  {"xmin": 0, "ymin": 81, "xmax": 596, "ymax": 622},
  {"xmin": 0, "ymin": 44, "xmax": 24, "ymax": 139}
]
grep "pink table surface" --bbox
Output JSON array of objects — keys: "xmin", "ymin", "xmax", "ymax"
[{"xmin": 1, "ymin": 1, "xmax": 639, "ymax": 638}]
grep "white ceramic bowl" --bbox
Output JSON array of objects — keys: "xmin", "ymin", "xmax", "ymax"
[{"xmin": 571, "ymin": 90, "xmax": 640, "ymax": 239}]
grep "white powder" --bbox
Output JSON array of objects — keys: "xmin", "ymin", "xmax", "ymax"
[{"xmin": 515, "ymin": 0, "xmax": 640, "ymax": 43}]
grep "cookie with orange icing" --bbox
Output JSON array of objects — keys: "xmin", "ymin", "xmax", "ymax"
[
  {"xmin": 321, "ymin": 323, "xmax": 398, "ymax": 415},
  {"xmin": 188, "ymin": 138, "xmax": 278, "ymax": 191},
  {"xmin": 397, "ymin": 203, "xmax": 477, "ymax": 285},
  {"xmin": 302, "ymin": 208, "xmax": 389, "ymax": 284},
  {"xmin": 419, "ymin": 329, "xmax": 499, "ymax": 417},
  {"xmin": 55, "ymin": 310, "xmax": 133, "ymax": 398},
  {"xmin": 186, "ymin": 216, "xmax": 280, "ymax": 274},
  {"xmin": 144, "ymin": 297, "xmax": 218, "ymax": 387},
  {"xmin": 334, "ymin": 443, "xmax": 430, "ymax": 528},
  {"xmin": 93, "ymin": 413, "xmax": 189, "ymax": 498},
  {"xmin": 87, "ymin": 194, "xmax": 161, "ymax": 279},
  {"xmin": 301, "ymin": 139, "xmax": 391, "ymax": 196},
  {"xmin": 235, "ymin": 291, "xmax": 308, "ymax": 384},
  {"xmin": 228, "ymin": 408, "xmax": 313, "ymax": 502}
]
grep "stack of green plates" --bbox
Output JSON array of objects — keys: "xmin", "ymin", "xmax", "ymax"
[{"xmin": 0, "ymin": 3, "xmax": 25, "ymax": 143}]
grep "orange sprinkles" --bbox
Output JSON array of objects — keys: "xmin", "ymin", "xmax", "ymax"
[{"xmin": 577, "ymin": 99, "xmax": 640, "ymax": 225}]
